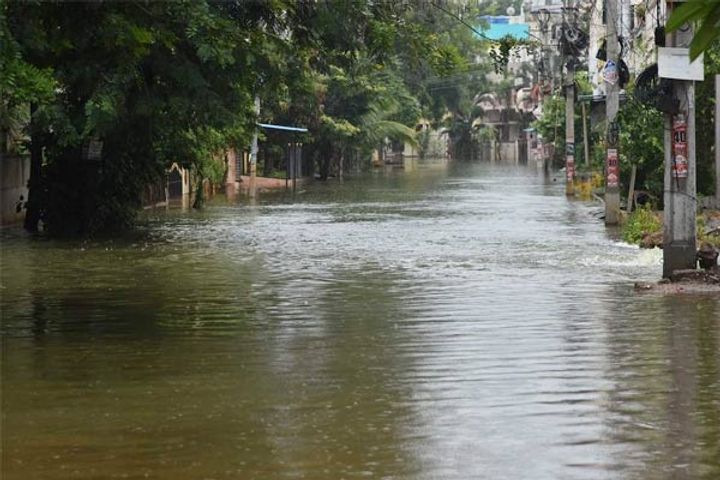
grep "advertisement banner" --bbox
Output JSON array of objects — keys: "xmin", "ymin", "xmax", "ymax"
[
  {"xmin": 566, "ymin": 155, "xmax": 575, "ymax": 182},
  {"xmin": 607, "ymin": 148, "xmax": 619, "ymax": 188},
  {"xmin": 672, "ymin": 118, "xmax": 688, "ymax": 178},
  {"xmin": 603, "ymin": 60, "xmax": 619, "ymax": 85}
]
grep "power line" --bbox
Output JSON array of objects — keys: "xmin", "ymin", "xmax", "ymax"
[{"xmin": 429, "ymin": 1, "xmax": 494, "ymax": 43}]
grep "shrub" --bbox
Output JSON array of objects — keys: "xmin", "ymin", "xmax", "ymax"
[{"xmin": 623, "ymin": 205, "xmax": 662, "ymax": 244}]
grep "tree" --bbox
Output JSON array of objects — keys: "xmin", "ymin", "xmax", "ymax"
[
  {"xmin": 5, "ymin": 1, "xmax": 266, "ymax": 234},
  {"xmin": 666, "ymin": 0, "xmax": 720, "ymax": 61},
  {"xmin": 1, "ymin": 3, "xmax": 56, "ymax": 232},
  {"xmin": 4, "ymin": 0, "xmax": 490, "ymax": 236}
]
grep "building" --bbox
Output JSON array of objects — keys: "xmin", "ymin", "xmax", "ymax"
[
  {"xmin": 473, "ymin": 10, "xmax": 537, "ymax": 164},
  {"xmin": 586, "ymin": 0, "xmax": 664, "ymax": 98}
]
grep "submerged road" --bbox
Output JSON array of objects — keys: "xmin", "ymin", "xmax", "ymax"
[{"xmin": 2, "ymin": 163, "xmax": 719, "ymax": 479}]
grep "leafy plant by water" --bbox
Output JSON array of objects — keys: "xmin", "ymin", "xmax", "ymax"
[{"xmin": 622, "ymin": 205, "xmax": 661, "ymax": 245}]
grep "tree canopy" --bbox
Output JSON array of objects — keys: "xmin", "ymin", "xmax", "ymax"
[
  {"xmin": 666, "ymin": 0, "xmax": 720, "ymax": 60},
  {"xmin": 2, "ymin": 0, "xmax": 495, "ymax": 235}
]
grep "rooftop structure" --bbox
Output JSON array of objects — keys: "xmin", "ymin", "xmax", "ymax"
[{"xmin": 477, "ymin": 16, "xmax": 530, "ymax": 41}]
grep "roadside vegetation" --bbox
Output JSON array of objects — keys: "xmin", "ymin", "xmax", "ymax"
[
  {"xmin": 4, "ymin": 0, "xmax": 716, "ymax": 239},
  {"xmin": 3, "ymin": 1, "xmax": 522, "ymax": 236},
  {"xmin": 622, "ymin": 205, "xmax": 662, "ymax": 245},
  {"xmin": 534, "ymin": 43, "xmax": 719, "ymax": 207},
  {"xmin": 622, "ymin": 206, "xmax": 720, "ymax": 249}
]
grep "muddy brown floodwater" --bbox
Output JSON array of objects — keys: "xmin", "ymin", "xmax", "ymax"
[{"xmin": 1, "ymin": 163, "xmax": 718, "ymax": 479}]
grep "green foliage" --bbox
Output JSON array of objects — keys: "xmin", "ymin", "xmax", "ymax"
[
  {"xmin": 695, "ymin": 42, "xmax": 720, "ymax": 197},
  {"xmin": 320, "ymin": 114, "xmax": 360, "ymax": 140},
  {"xmin": 612, "ymin": 43, "xmax": 719, "ymax": 200},
  {"xmin": 575, "ymin": 70, "xmax": 593, "ymax": 96},
  {"xmin": 666, "ymin": 0, "xmax": 720, "ymax": 61},
  {"xmin": 0, "ymin": 4, "xmax": 56, "ymax": 152},
  {"xmin": 617, "ymin": 98, "xmax": 665, "ymax": 198},
  {"xmin": 533, "ymin": 93, "xmax": 565, "ymax": 165},
  {"xmin": 698, "ymin": 215, "xmax": 720, "ymax": 248},
  {"xmin": 473, "ymin": 125, "xmax": 497, "ymax": 144},
  {"xmin": 489, "ymin": 36, "xmax": 536, "ymax": 73},
  {"xmin": 622, "ymin": 205, "xmax": 662, "ymax": 245},
  {"xmin": 6, "ymin": 0, "xmax": 261, "ymax": 233},
  {"xmin": 267, "ymin": 169, "xmax": 288, "ymax": 180},
  {"xmin": 5, "ymin": 0, "xmax": 493, "ymax": 235},
  {"xmin": 530, "ymin": 70, "xmax": 602, "ymax": 170}
]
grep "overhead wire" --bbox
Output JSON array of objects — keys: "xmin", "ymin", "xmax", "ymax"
[{"xmin": 428, "ymin": 1, "xmax": 494, "ymax": 43}]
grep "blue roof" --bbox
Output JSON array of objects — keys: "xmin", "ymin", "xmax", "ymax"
[
  {"xmin": 476, "ymin": 19, "xmax": 529, "ymax": 41},
  {"xmin": 258, "ymin": 123, "xmax": 308, "ymax": 133}
]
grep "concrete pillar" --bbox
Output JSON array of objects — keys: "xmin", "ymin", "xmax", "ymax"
[
  {"xmin": 526, "ymin": 129, "xmax": 535, "ymax": 168},
  {"xmin": 663, "ymin": 2, "xmax": 697, "ymax": 277},
  {"xmin": 225, "ymin": 149, "xmax": 237, "ymax": 186},
  {"xmin": 225, "ymin": 149, "xmax": 237, "ymax": 200},
  {"xmin": 582, "ymin": 102, "xmax": 590, "ymax": 167},
  {"xmin": 587, "ymin": 0, "xmax": 602, "ymax": 96},
  {"xmin": 566, "ymin": 63, "xmax": 575, "ymax": 196},
  {"xmin": 536, "ymin": 138, "xmax": 545, "ymax": 172},
  {"xmin": 605, "ymin": 0, "xmax": 621, "ymax": 225}
]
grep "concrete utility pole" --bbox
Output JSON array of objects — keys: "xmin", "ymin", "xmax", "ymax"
[
  {"xmin": 663, "ymin": 1, "xmax": 696, "ymax": 277},
  {"xmin": 565, "ymin": 62, "xmax": 575, "ymax": 196},
  {"xmin": 604, "ymin": 0, "xmax": 621, "ymax": 225},
  {"xmin": 582, "ymin": 102, "xmax": 590, "ymax": 167},
  {"xmin": 249, "ymin": 95, "xmax": 260, "ymax": 199},
  {"xmin": 619, "ymin": 0, "xmax": 631, "ymax": 40}
]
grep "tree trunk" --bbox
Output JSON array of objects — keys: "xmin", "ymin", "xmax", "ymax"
[
  {"xmin": 263, "ymin": 149, "xmax": 274, "ymax": 177},
  {"xmin": 319, "ymin": 144, "xmax": 331, "ymax": 180},
  {"xmin": 339, "ymin": 147, "xmax": 344, "ymax": 180},
  {"xmin": 24, "ymin": 103, "xmax": 43, "ymax": 233},
  {"xmin": 193, "ymin": 175, "xmax": 204, "ymax": 209}
]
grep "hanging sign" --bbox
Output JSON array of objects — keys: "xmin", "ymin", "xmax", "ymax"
[
  {"xmin": 658, "ymin": 48, "xmax": 704, "ymax": 81},
  {"xmin": 607, "ymin": 148, "xmax": 619, "ymax": 188},
  {"xmin": 603, "ymin": 60, "xmax": 619, "ymax": 85},
  {"xmin": 672, "ymin": 117, "xmax": 688, "ymax": 178}
]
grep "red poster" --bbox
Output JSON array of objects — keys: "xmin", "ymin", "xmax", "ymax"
[
  {"xmin": 672, "ymin": 118, "xmax": 688, "ymax": 178},
  {"xmin": 566, "ymin": 155, "xmax": 575, "ymax": 182},
  {"xmin": 607, "ymin": 148, "xmax": 619, "ymax": 188}
]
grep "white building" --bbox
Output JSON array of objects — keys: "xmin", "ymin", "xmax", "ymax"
[{"xmin": 586, "ymin": 0, "xmax": 665, "ymax": 97}]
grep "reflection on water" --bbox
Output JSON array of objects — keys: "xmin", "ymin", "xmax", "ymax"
[{"xmin": 1, "ymin": 164, "xmax": 718, "ymax": 479}]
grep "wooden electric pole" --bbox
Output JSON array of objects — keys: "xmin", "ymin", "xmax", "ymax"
[
  {"xmin": 604, "ymin": 0, "xmax": 621, "ymax": 225},
  {"xmin": 662, "ymin": 1, "xmax": 697, "ymax": 277}
]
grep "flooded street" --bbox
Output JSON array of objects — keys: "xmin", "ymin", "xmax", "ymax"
[{"xmin": 2, "ymin": 164, "xmax": 719, "ymax": 479}]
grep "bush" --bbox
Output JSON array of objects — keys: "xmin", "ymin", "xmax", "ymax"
[
  {"xmin": 623, "ymin": 205, "xmax": 662, "ymax": 244},
  {"xmin": 618, "ymin": 99, "xmax": 664, "ymax": 201},
  {"xmin": 698, "ymin": 214, "xmax": 720, "ymax": 248}
]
